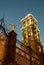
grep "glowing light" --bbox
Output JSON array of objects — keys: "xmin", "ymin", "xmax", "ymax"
[
  {"xmin": 16, "ymin": 49, "xmax": 19, "ymax": 53},
  {"xmin": 32, "ymin": 58, "xmax": 34, "ymax": 61},
  {"xmin": 38, "ymin": 46, "xmax": 41, "ymax": 52},
  {"xmin": 21, "ymin": 52, "xmax": 24, "ymax": 56},
  {"xmin": 0, "ymin": 62, "xmax": 2, "ymax": 65},
  {"xmin": 39, "ymin": 47, "xmax": 41, "ymax": 52},
  {"xmin": 26, "ymin": 55, "xmax": 29, "ymax": 59}
]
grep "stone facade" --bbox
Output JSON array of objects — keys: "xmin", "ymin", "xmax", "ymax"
[{"xmin": 0, "ymin": 14, "xmax": 43, "ymax": 65}]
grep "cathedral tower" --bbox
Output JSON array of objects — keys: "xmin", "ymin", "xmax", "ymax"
[{"xmin": 21, "ymin": 14, "xmax": 42, "ymax": 52}]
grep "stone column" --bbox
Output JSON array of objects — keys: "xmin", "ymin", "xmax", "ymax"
[{"xmin": 8, "ymin": 31, "xmax": 17, "ymax": 65}]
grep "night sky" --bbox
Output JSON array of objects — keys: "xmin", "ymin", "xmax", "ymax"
[{"xmin": 0, "ymin": 0, "xmax": 44, "ymax": 46}]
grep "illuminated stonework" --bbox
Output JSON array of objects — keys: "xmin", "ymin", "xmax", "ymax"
[
  {"xmin": 19, "ymin": 13, "xmax": 43, "ymax": 65},
  {"xmin": 21, "ymin": 14, "xmax": 40, "ymax": 46}
]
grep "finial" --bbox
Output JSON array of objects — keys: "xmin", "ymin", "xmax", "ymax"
[{"xmin": 9, "ymin": 23, "xmax": 15, "ymax": 31}]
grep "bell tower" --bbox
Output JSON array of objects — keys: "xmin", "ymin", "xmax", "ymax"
[{"xmin": 21, "ymin": 14, "xmax": 41, "ymax": 52}]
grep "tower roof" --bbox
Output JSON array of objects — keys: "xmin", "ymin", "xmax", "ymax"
[{"xmin": 21, "ymin": 13, "xmax": 38, "ymax": 23}]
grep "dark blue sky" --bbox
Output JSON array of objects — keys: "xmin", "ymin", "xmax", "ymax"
[{"xmin": 0, "ymin": 0, "xmax": 44, "ymax": 46}]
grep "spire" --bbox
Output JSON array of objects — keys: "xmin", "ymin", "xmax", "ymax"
[{"xmin": 0, "ymin": 17, "xmax": 4, "ymax": 25}]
